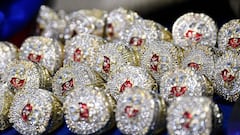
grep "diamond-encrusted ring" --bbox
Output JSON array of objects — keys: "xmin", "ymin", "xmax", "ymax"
[
  {"xmin": 140, "ymin": 40, "xmax": 180, "ymax": 84},
  {"xmin": 160, "ymin": 68, "xmax": 213, "ymax": 104},
  {"xmin": 64, "ymin": 33, "xmax": 106, "ymax": 66},
  {"xmin": 105, "ymin": 7, "xmax": 140, "ymax": 41},
  {"xmin": 36, "ymin": 5, "xmax": 67, "ymax": 41},
  {"xmin": 3, "ymin": 60, "xmax": 52, "ymax": 93},
  {"xmin": 214, "ymin": 50, "xmax": 240, "ymax": 102},
  {"xmin": 52, "ymin": 63, "xmax": 105, "ymax": 102},
  {"xmin": 0, "ymin": 42, "xmax": 18, "ymax": 82},
  {"xmin": 181, "ymin": 45, "xmax": 215, "ymax": 82},
  {"xmin": 172, "ymin": 12, "xmax": 217, "ymax": 49},
  {"xmin": 8, "ymin": 88, "xmax": 63, "ymax": 135},
  {"xmin": 217, "ymin": 19, "xmax": 240, "ymax": 53},
  {"xmin": 19, "ymin": 36, "xmax": 63, "ymax": 75},
  {"xmin": 0, "ymin": 82, "xmax": 14, "ymax": 130},
  {"xmin": 120, "ymin": 19, "xmax": 165, "ymax": 55},
  {"xmin": 91, "ymin": 41, "xmax": 131, "ymax": 81},
  {"xmin": 106, "ymin": 65, "xmax": 158, "ymax": 101},
  {"xmin": 64, "ymin": 9, "xmax": 107, "ymax": 39},
  {"xmin": 167, "ymin": 96, "xmax": 222, "ymax": 135},
  {"xmin": 116, "ymin": 86, "xmax": 166, "ymax": 135},
  {"xmin": 64, "ymin": 86, "xmax": 115, "ymax": 134}
]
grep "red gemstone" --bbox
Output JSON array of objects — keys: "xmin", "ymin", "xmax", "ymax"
[
  {"xmin": 106, "ymin": 23, "xmax": 114, "ymax": 37},
  {"xmin": 185, "ymin": 29, "xmax": 202, "ymax": 42},
  {"xmin": 28, "ymin": 53, "xmax": 42, "ymax": 63},
  {"xmin": 150, "ymin": 54, "xmax": 159, "ymax": 71},
  {"xmin": 79, "ymin": 102, "xmax": 89, "ymax": 119},
  {"xmin": 21, "ymin": 103, "xmax": 33, "ymax": 122},
  {"xmin": 73, "ymin": 48, "xmax": 82, "ymax": 62},
  {"xmin": 124, "ymin": 106, "xmax": 139, "ymax": 118},
  {"xmin": 221, "ymin": 69, "xmax": 235, "ymax": 82},
  {"xmin": 102, "ymin": 56, "xmax": 111, "ymax": 73},
  {"xmin": 61, "ymin": 78, "xmax": 74, "ymax": 95},
  {"xmin": 129, "ymin": 37, "xmax": 143, "ymax": 46},
  {"xmin": 228, "ymin": 38, "xmax": 240, "ymax": 49},
  {"xmin": 170, "ymin": 86, "xmax": 187, "ymax": 97},
  {"xmin": 120, "ymin": 80, "xmax": 133, "ymax": 92},
  {"xmin": 182, "ymin": 111, "xmax": 192, "ymax": 129},
  {"xmin": 10, "ymin": 77, "xmax": 25, "ymax": 89},
  {"xmin": 188, "ymin": 62, "xmax": 200, "ymax": 70}
]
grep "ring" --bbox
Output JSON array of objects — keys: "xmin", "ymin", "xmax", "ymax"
[
  {"xmin": 8, "ymin": 88, "xmax": 63, "ymax": 134},
  {"xmin": 167, "ymin": 96, "xmax": 222, "ymax": 135},
  {"xmin": 91, "ymin": 40, "xmax": 131, "ymax": 81},
  {"xmin": 0, "ymin": 82, "xmax": 14, "ymax": 130},
  {"xmin": 159, "ymin": 68, "xmax": 213, "ymax": 103},
  {"xmin": 19, "ymin": 36, "xmax": 63, "ymax": 75},
  {"xmin": 106, "ymin": 65, "xmax": 158, "ymax": 100},
  {"xmin": 64, "ymin": 33, "xmax": 106, "ymax": 66},
  {"xmin": 52, "ymin": 63, "xmax": 105, "ymax": 102},
  {"xmin": 3, "ymin": 60, "xmax": 52, "ymax": 93},
  {"xmin": 214, "ymin": 50, "xmax": 240, "ymax": 102},
  {"xmin": 105, "ymin": 7, "xmax": 140, "ymax": 41},
  {"xmin": 140, "ymin": 40, "xmax": 180, "ymax": 84},
  {"xmin": 36, "ymin": 5, "xmax": 67, "ymax": 42},
  {"xmin": 63, "ymin": 86, "xmax": 115, "ymax": 134},
  {"xmin": 64, "ymin": 9, "xmax": 107, "ymax": 39},
  {"xmin": 172, "ymin": 12, "xmax": 217, "ymax": 49},
  {"xmin": 218, "ymin": 19, "xmax": 240, "ymax": 52},
  {"xmin": 116, "ymin": 86, "xmax": 166, "ymax": 135},
  {"xmin": 0, "ymin": 42, "xmax": 18, "ymax": 82},
  {"xmin": 181, "ymin": 45, "xmax": 215, "ymax": 82}
]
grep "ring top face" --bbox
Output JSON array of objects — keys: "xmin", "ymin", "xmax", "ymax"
[
  {"xmin": 214, "ymin": 51, "xmax": 240, "ymax": 102},
  {"xmin": 92, "ymin": 41, "xmax": 129, "ymax": 80},
  {"xmin": 37, "ymin": 5, "xmax": 66, "ymax": 40},
  {"xmin": 20, "ymin": 36, "xmax": 63, "ymax": 75},
  {"xmin": 160, "ymin": 68, "xmax": 203, "ymax": 103},
  {"xmin": 167, "ymin": 97, "xmax": 212, "ymax": 135},
  {"xmin": 218, "ymin": 19, "xmax": 240, "ymax": 52},
  {"xmin": 106, "ymin": 65, "xmax": 156, "ymax": 100},
  {"xmin": 172, "ymin": 12, "xmax": 217, "ymax": 49},
  {"xmin": 64, "ymin": 87, "xmax": 113, "ymax": 135},
  {"xmin": 9, "ymin": 89, "xmax": 53, "ymax": 135},
  {"xmin": 64, "ymin": 9, "xmax": 106, "ymax": 39},
  {"xmin": 120, "ymin": 19, "xmax": 161, "ymax": 54},
  {"xmin": 116, "ymin": 86, "xmax": 155, "ymax": 135},
  {"xmin": 182, "ymin": 46, "xmax": 215, "ymax": 80},
  {"xmin": 53, "ymin": 63, "xmax": 99, "ymax": 102},
  {"xmin": 3, "ymin": 60, "xmax": 41, "ymax": 93},
  {"xmin": 64, "ymin": 34, "xmax": 105, "ymax": 66},
  {"xmin": 105, "ymin": 7, "xmax": 140, "ymax": 41},
  {"xmin": 0, "ymin": 42, "xmax": 18, "ymax": 81},
  {"xmin": 141, "ymin": 40, "xmax": 179, "ymax": 83}
]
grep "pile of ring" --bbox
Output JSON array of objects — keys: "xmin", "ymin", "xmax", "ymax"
[{"xmin": 0, "ymin": 5, "xmax": 239, "ymax": 135}]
